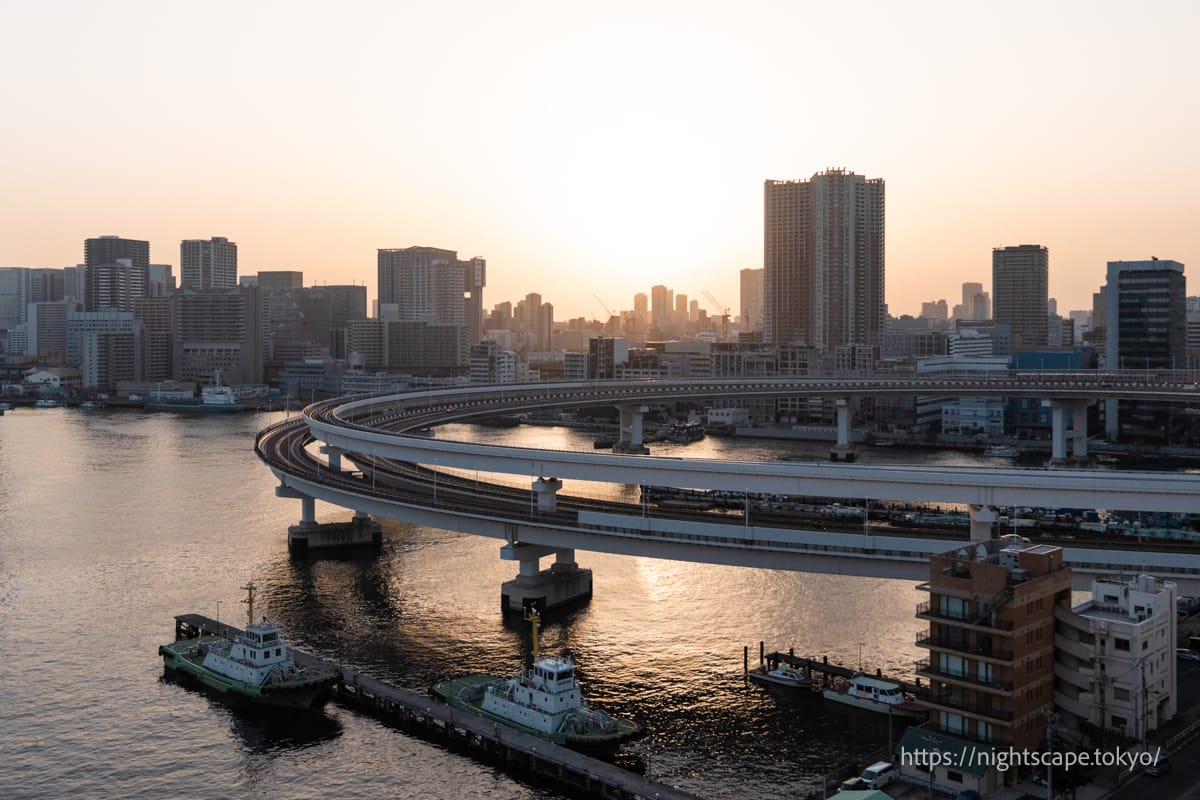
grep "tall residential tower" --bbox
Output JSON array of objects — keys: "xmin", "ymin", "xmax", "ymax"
[
  {"xmin": 992, "ymin": 245, "xmax": 1048, "ymax": 351},
  {"xmin": 763, "ymin": 169, "xmax": 885, "ymax": 351}
]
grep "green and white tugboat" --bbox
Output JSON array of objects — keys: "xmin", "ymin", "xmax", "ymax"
[
  {"xmin": 433, "ymin": 607, "xmax": 642, "ymax": 751},
  {"xmin": 159, "ymin": 581, "xmax": 337, "ymax": 709}
]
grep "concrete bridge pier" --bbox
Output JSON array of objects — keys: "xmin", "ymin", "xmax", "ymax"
[
  {"xmin": 319, "ymin": 444, "xmax": 343, "ymax": 472},
  {"xmin": 830, "ymin": 399, "xmax": 857, "ymax": 462},
  {"xmin": 532, "ymin": 478, "xmax": 562, "ymax": 513},
  {"xmin": 614, "ymin": 404, "xmax": 650, "ymax": 454},
  {"xmin": 276, "ymin": 483, "xmax": 382, "ymax": 553},
  {"xmin": 499, "ymin": 542, "xmax": 593, "ymax": 614},
  {"xmin": 1050, "ymin": 400, "xmax": 1090, "ymax": 465},
  {"xmin": 969, "ymin": 504, "xmax": 998, "ymax": 542}
]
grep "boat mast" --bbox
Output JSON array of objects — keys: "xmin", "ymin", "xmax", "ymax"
[
  {"xmin": 242, "ymin": 580, "xmax": 256, "ymax": 627},
  {"xmin": 524, "ymin": 605, "xmax": 540, "ymax": 661}
]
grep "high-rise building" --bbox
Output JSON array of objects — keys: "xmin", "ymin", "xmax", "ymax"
[
  {"xmin": 763, "ymin": 169, "xmax": 885, "ymax": 351},
  {"xmin": 1104, "ymin": 258, "xmax": 1186, "ymax": 441},
  {"xmin": 377, "ymin": 246, "xmax": 477, "ymax": 369},
  {"xmin": 257, "ymin": 270, "xmax": 304, "ymax": 291},
  {"xmin": 650, "ymin": 285, "xmax": 672, "ymax": 334},
  {"xmin": 148, "ymin": 265, "xmax": 175, "ymax": 297},
  {"xmin": 740, "ymin": 268, "xmax": 764, "ymax": 332},
  {"xmin": 0, "ymin": 267, "xmax": 31, "ymax": 330},
  {"xmin": 992, "ymin": 245, "xmax": 1048, "ymax": 351},
  {"xmin": 180, "ymin": 237, "xmax": 237, "ymax": 290},
  {"xmin": 84, "ymin": 236, "xmax": 150, "ymax": 313},
  {"xmin": 954, "ymin": 281, "xmax": 990, "ymax": 321},
  {"xmin": 173, "ymin": 286, "xmax": 265, "ymax": 385}
]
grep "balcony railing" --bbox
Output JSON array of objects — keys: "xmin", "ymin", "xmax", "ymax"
[
  {"xmin": 915, "ymin": 632, "xmax": 1014, "ymax": 662},
  {"xmin": 915, "ymin": 659, "xmax": 1014, "ymax": 692},
  {"xmin": 923, "ymin": 691, "xmax": 1015, "ymax": 723},
  {"xmin": 915, "ymin": 602, "xmax": 1015, "ymax": 632}
]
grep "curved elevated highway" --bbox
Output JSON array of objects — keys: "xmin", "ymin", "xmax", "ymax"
[{"xmin": 256, "ymin": 375, "xmax": 1200, "ymax": 597}]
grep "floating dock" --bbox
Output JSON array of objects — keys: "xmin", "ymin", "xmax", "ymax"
[{"xmin": 172, "ymin": 614, "xmax": 698, "ymax": 800}]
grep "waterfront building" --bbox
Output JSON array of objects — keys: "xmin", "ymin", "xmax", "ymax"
[
  {"xmin": 587, "ymin": 337, "xmax": 628, "ymax": 380},
  {"xmin": 1054, "ymin": 574, "xmax": 1177, "ymax": 743},
  {"xmin": 992, "ymin": 245, "xmax": 1048, "ymax": 351},
  {"xmin": 1103, "ymin": 258, "xmax": 1186, "ymax": 442},
  {"xmin": 763, "ymin": 169, "xmax": 885, "ymax": 351},
  {"xmin": 915, "ymin": 540, "xmax": 1072, "ymax": 749},
  {"xmin": 173, "ymin": 286, "xmax": 266, "ymax": 385},
  {"xmin": 180, "ymin": 237, "xmax": 237, "ymax": 290}
]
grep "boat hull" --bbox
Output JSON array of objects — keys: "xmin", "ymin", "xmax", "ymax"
[
  {"xmin": 748, "ymin": 666, "xmax": 813, "ymax": 690},
  {"xmin": 160, "ymin": 638, "xmax": 335, "ymax": 709},
  {"xmin": 433, "ymin": 674, "xmax": 642, "ymax": 750},
  {"xmin": 822, "ymin": 689, "xmax": 928, "ymax": 719}
]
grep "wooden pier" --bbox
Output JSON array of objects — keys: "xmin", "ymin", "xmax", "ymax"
[
  {"xmin": 744, "ymin": 641, "xmax": 930, "ymax": 700},
  {"xmin": 172, "ymin": 615, "xmax": 699, "ymax": 800}
]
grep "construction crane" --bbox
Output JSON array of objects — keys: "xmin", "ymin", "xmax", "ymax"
[
  {"xmin": 593, "ymin": 294, "xmax": 617, "ymax": 323},
  {"xmin": 702, "ymin": 290, "xmax": 730, "ymax": 341}
]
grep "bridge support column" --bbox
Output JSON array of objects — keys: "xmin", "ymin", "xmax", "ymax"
[
  {"xmin": 276, "ymin": 484, "xmax": 382, "ymax": 553},
  {"xmin": 1069, "ymin": 400, "xmax": 1090, "ymax": 461},
  {"xmin": 969, "ymin": 505, "xmax": 998, "ymax": 542},
  {"xmin": 319, "ymin": 444, "xmax": 343, "ymax": 472},
  {"xmin": 1050, "ymin": 400, "xmax": 1091, "ymax": 465},
  {"xmin": 614, "ymin": 404, "xmax": 650, "ymax": 454},
  {"xmin": 532, "ymin": 478, "xmax": 562, "ymax": 513},
  {"xmin": 499, "ymin": 542, "xmax": 592, "ymax": 614},
  {"xmin": 830, "ymin": 399, "xmax": 857, "ymax": 462}
]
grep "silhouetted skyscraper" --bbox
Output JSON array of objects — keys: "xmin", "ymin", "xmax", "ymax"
[
  {"xmin": 992, "ymin": 245, "xmax": 1048, "ymax": 351},
  {"xmin": 763, "ymin": 169, "xmax": 885, "ymax": 350}
]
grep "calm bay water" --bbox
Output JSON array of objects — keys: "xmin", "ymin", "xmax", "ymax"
[{"xmin": 0, "ymin": 408, "xmax": 1008, "ymax": 799}]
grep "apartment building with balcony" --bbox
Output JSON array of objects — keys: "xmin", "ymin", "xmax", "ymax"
[
  {"xmin": 915, "ymin": 538, "xmax": 1072, "ymax": 750},
  {"xmin": 1054, "ymin": 574, "xmax": 1177, "ymax": 743}
]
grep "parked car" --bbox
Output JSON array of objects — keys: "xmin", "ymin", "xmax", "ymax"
[{"xmin": 1144, "ymin": 756, "xmax": 1173, "ymax": 777}]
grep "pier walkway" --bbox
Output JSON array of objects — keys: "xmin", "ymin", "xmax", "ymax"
[{"xmin": 173, "ymin": 614, "xmax": 699, "ymax": 800}]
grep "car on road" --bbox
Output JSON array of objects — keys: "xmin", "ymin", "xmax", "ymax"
[{"xmin": 1144, "ymin": 756, "xmax": 1173, "ymax": 776}]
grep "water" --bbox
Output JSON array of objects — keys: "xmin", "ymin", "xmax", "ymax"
[{"xmin": 0, "ymin": 408, "xmax": 1007, "ymax": 799}]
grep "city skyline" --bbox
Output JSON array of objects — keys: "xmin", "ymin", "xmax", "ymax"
[{"xmin": 2, "ymin": 2, "xmax": 1197, "ymax": 320}]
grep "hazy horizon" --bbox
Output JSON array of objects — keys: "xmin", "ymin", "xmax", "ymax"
[{"xmin": 2, "ymin": 1, "xmax": 1196, "ymax": 320}]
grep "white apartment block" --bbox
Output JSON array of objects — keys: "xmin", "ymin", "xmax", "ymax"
[{"xmin": 1054, "ymin": 574, "xmax": 1177, "ymax": 741}]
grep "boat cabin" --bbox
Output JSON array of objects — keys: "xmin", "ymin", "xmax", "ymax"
[{"xmin": 848, "ymin": 676, "xmax": 906, "ymax": 704}]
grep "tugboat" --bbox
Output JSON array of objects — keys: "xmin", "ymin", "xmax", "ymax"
[
  {"xmin": 159, "ymin": 581, "xmax": 337, "ymax": 709},
  {"xmin": 433, "ymin": 607, "xmax": 642, "ymax": 751}
]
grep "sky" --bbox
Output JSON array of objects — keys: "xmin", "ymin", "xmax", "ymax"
[{"xmin": 2, "ymin": 1, "xmax": 1198, "ymax": 321}]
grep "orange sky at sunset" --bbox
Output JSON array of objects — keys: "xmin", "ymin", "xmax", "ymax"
[{"xmin": 2, "ymin": 1, "xmax": 1197, "ymax": 321}]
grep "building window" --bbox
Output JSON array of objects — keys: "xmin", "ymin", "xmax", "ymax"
[
  {"xmin": 1115, "ymin": 638, "xmax": 1131, "ymax": 652},
  {"xmin": 1114, "ymin": 687, "xmax": 1130, "ymax": 701},
  {"xmin": 947, "ymin": 771, "xmax": 964, "ymax": 784}
]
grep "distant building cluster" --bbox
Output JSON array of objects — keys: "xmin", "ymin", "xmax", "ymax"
[{"xmin": 1, "ymin": 171, "xmax": 1196, "ymax": 447}]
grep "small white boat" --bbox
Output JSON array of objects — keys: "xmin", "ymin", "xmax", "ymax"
[
  {"xmin": 749, "ymin": 661, "xmax": 814, "ymax": 690},
  {"xmin": 34, "ymin": 398, "xmax": 59, "ymax": 408},
  {"xmin": 823, "ymin": 674, "xmax": 928, "ymax": 719}
]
